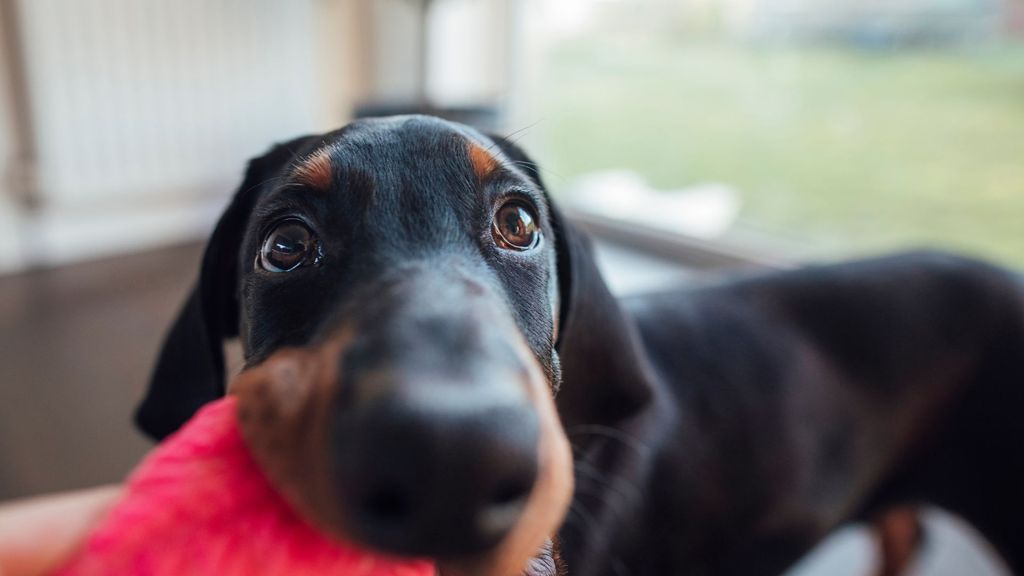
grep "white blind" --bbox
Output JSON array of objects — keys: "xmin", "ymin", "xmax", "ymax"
[{"xmin": 16, "ymin": 0, "xmax": 318, "ymax": 208}]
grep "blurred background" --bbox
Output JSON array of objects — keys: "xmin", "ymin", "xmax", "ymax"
[{"xmin": 0, "ymin": 0, "xmax": 1021, "ymax": 573}]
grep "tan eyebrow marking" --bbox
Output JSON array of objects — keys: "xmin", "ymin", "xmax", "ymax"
[
  {"xmin": 467, "ymin": 141, "xmax": 499, "ymax": 180},
  {"xmin": 292, "ymin": 147, "xmax": 334, "ymax": 190}
]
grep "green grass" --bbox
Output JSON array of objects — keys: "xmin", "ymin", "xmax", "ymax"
[{"xmin": 530, "ymin": 38, "xmax": 1024, "ymax": 265}]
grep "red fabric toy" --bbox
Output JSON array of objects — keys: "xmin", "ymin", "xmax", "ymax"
[{"xmin": 55, "ymin": 397, "xmax": 435, "ymax": 576}]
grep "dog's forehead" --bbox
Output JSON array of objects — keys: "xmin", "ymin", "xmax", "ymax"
[{"xmin": 290, "ymin": 116, "xmax": 503, "ymax": 192}]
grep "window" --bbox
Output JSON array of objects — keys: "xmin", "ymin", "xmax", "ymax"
[{"xmin": 516, "ymin": 0, "xmax": 1024, "ymax": 265}]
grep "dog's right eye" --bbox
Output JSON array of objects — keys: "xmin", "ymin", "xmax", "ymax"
[
  {"xmin": 258, "ymin": 219, "xmax": 320, "ymax": 273},
  {"xmin": 492, "ymin": 201, "xmax": 541, "ymax": 251}
]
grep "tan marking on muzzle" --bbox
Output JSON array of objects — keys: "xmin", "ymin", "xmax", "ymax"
[
  {"xmin": 467, "ymin": 142, "xmax": 499, "ymax": 181},
  {"xmin": 231, "ymin": 332, "xmax": 351, "ymax": 537},
  {"xmin": 292, "ymin": 147, "xmax": 334, "ymax": 190}
]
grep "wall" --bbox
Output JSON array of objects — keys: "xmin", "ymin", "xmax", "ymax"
[
  {"xmin": 0, "ymin": 0, "xmax": 24, "ymax": 272},
  {"xmin": 363, "ymin": 0, "xmax": 513, "ymax": 107},
  {"xmin": 0, "ymin": 0, "xmax": 362, "ymax": 273}
]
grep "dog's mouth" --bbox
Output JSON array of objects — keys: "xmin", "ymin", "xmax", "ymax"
[{"xmin": 231, "ymin": 327, "xmax": 573, "ymax": 576}]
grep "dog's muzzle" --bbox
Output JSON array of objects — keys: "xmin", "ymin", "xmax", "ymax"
[{"xmin": 232, "ymin": 267, "xmax": 573, "ymax": 574}]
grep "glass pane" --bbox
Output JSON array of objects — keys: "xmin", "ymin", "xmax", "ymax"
[{"xmin": 520, "ymin": 0, "xmax": 1024, "ymax": 265}]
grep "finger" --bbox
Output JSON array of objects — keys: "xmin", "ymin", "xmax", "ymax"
[{"xmin": 0, "ymin": 485, "xmax": 121, "ymax": 576}]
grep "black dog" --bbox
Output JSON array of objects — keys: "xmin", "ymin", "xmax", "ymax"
[{"xmin": 137, "ymin": 115, "xmax": 1024, "ymax": 575}]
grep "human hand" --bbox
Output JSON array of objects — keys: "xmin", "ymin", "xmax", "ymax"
[{"xmin": 0, "ymin": 486, "xmax": 121, "ymax": 576}]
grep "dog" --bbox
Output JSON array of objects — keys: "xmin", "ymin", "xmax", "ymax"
[{"xmin": 136, "ymin": 115, "xmax": 1024, "ymax": 575}]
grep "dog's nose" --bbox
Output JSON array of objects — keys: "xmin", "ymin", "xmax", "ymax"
[{"xmin": 332, "ymin": 382, "xmax": 540, "ymax": 557}]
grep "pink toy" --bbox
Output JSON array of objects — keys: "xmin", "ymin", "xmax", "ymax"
[{"xmin": 56, "ymin": 397, "xmax": 434, "ymax": 576}]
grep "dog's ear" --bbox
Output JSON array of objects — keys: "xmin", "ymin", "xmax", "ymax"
[
  {"xmin": 135, "ymin": 136, "xmax": 319, "ymax": 440},
  {"xmin": 487, "ymin": 134, "xmax": 652, "ymax": 429}
]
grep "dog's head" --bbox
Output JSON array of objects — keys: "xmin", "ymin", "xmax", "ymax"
[
  {"xmin": 135, "ymin": 116, "xmax": 584, "ymax": 571},
  {"xmin": 137, "ymin": 116, "xmax": 649, "ymax": 573}
]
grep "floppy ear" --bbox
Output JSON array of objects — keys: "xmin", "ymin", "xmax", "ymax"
[
  {"xmin": 135, "ymin": 136, "xmax": 319, "ymax": 440},
  {"xmin": 487, "ymin": 135, "xmax": 652, "ymax": 429}
]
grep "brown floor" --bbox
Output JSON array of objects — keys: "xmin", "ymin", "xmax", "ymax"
[{"xmin": 0, "ymin": 242, "xmax": 204, "ymax": 500}]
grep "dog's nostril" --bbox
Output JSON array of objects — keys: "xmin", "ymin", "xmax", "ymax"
[
  {"xmin": 361, "ymin": 486, "xmax": 414, "ymax": 525},
  {"xmin": 488, "ymin": 475, "xmax": 533, "ymax": 508}
]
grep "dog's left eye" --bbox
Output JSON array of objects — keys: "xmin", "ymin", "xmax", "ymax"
[
  {"xmin": 492, "ymin": 201, "xmax": 540, "ymax": 251},
  {"xmin": 259, "ymin": 219, "xmax": 320, "ymax": 272}
]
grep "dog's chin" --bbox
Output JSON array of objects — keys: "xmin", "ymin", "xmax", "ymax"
[{"xmin": 521, "ymin": 540, "xmax": 566, "ymax": 576}]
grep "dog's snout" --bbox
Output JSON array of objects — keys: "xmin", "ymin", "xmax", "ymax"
[
  {"xmin": 333, "ymin": 381, "xmax": 540, "ymax": 558},
  {"xmin": 234, "ymin": 269, "xmax": 571, "ymax": 568}
]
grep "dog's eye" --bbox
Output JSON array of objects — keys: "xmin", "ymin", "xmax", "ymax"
[
  {"xmin": 259, "ymin": 220, "xmax": 319, "ymax": 272},
  {"xmin": 492, "ymin": 201, "xmax": 540, "ymax": 251}
]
